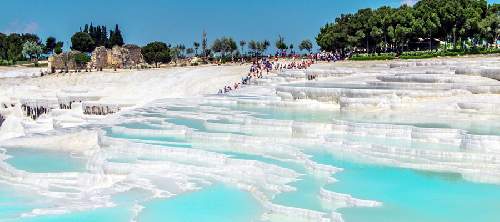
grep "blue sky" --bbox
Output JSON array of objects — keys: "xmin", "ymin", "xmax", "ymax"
[{"xmin": 1, "ymin": 0, "xmax": 499, "ymax": 50}]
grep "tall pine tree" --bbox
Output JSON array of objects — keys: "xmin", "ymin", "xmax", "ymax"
[
  {"xmin": 101, "ymin": 26, "xmax": 108, "ymax": 48},
  {"xmin": 109, "ymin": 24, "xmax": 124, "ymax": 47},
  {"xmin": 77, "ymin": 23, "xmax": 121, "ymax": 49},
  {"xmin": 108, "ymin": 30, "xmax": 114, "ymax": 48},
  {"xmin": 96, "ymin": 26, "xmax": 102, "ymax": 46},
  {"xmin": 80, "ymin": 23, "xmax": 110, "ymax": 48}
]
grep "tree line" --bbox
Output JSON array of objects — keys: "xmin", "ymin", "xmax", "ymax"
[
  {"xmin": 2, "ymin": 19, "xmax": 316, "ymax": 68},
  {"xmin": 0, "ymin": 23, "xmax": 125, "ymax": 65},
  {"xmin": 316, "ymin": 0, "xmax": 500, "ymax": 54},
  {"xmin": 0, "ymin": 33, "xmax": 63, "ymax": 64},
  {"xmin": 140, "ymin": 34, "xmax": 314, "ymax": 67},
  {"xmin": 3, "ymin": 1, "xmax": 500, "ymax": 67},
  {"xmin": 209, "ymin": 36, "xmax": 313, "ymax": 58},
  {"xmin": 71, "ymin": 23, "xmax": 124, "ymax": 53}
]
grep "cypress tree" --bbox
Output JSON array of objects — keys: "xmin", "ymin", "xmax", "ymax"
[
  {"xmin": 79, "ymin": 24, "xmax": 110, "ymax": 48},
  {"xmin": 101, "ymin": 26, "xmax": 108, "ymax": 48},
  {"xmin": 88, "ymin": 23, "xmax": 93, "ymax": 38},
  {"xmin": 108, "ymin": 30, "xmax": 114, "ymax": 48},
  {"xmin": 109, "ymin": 24, "xmax": 124, "ymax": 47},
  {"xmin": 96, "ymin": 26, "xmax": 102, "ymax": 46}
]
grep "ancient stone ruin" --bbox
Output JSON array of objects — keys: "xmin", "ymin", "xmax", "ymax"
[
  {"xmin": 90, "ymin": 44, "xmax": 144, "ymax": 70},
  {"xmin": 91, "ymin": 46, "xmax": 108, "ymax": 71},
  {"xmin": 48, "ymin": 51, "xmax": 82, "ymax": 73},
  {"xmin": 48, "ymin": 45, "xmax": 144, "ymax": 73}
]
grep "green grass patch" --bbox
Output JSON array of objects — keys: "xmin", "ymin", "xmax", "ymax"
[{"xmin": 400, "ymin": 48, "xmax": 500, "ymax": 59}]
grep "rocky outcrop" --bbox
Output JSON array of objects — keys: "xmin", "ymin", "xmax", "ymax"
[
  {"xmin": 91, "ymin": 46, "xmax": 108, "ymax": 71},
  {"xmin": 48, "ymin": 51, "xmax": 82, "ymax": 73},
  {"xmin": 90, "ymin": 44, "xmax": 144, "ymax": 70},
  {"xmin": 49, "ymin": 45, "xmax": 144, "ymax": 73}
]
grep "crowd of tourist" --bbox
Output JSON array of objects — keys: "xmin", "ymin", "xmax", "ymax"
[
  {"xmin": 215, "ymin": 51, "xmax": 355, "ymax": 94},
  {"xmin": 308, "ymin": 51, "xmax": 346, "ymax": 62},
  {"xmin": 271, "ymin": 59, "xmax": 314, "ymax": 71},
  {"xmin": 217, "ymin": 58, "xmax": 315, "ymax": 94}
]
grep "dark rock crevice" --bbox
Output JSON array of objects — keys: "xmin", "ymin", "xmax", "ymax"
[
  {"xmin": 0, "ymin": 114, "xmax": 5, "ymax": 128},
  {"xmin": 21, "ymin": 104, "xmax": 52, "ymax": 120}
]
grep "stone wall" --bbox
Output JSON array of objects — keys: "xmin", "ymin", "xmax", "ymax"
[
  {"xmin": 49, "ymin": 45, "xmax": 145, "ymax": 72},
  {"xmin": 90, "ymin": 44, "xmax": 144, "ymax": 69},
  {"xmin": 91, "ymin": 46, "xmax": 108, "ymax": 71},
  {"xmin": 48, "ymin": 51, "xmax": 81, "ymax": 72}
]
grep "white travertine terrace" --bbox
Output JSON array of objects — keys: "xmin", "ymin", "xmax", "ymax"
[{"xmin": 2, "ymin": 56, "xmax": 500, "ymax": 221}]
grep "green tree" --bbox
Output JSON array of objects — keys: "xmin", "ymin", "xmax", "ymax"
[
  {"xmin": 22, "ymin": 41, "xmax": 43, "ymax": 64},
  {"xmin": 239, "ymin": 40, "xmax": 246, "ymax": 56},
  {"xmin": 7, "ymin": 33, "xmax": 24, "ymax": 62},
  {"xmin": 101, "ymin": 26, "xmax": 109, "ymax": 47},
  {"xmin": 0, "ymin": 33, "xmax": 7, "ymax": 60},
  {"xmin": 21, "ymin": 33, "xmax": 41, "ymax": 45},
  {"xmin": 393, "ymin": 5, "xmax": 415, "ymax": 52},
  {"xmin": 299, "ymin": 39, "xmax": 313, "ymax": 53},
  {"xmin": 71, "ymin": 32, "xmax": 95, "ymax": 53},
  {"xmin": 462, "ymin": 0, "xmax": 487, "ymax": 48},
  {"xmin": 261, "ymin": 40, "xmax": 270, "ymax": 55},
  {"xmin": 248, "ymin": 40, "xmax": 258, "ymax": 56},
  {"xmin": 44, "ymin": 36, "xmax": 57, "ymax": 54},
  {"xmin": 193, "ymin": 42, "xmax": 200, "ymax": 56},
  {"xmin": 412, "ymin": 0, "xmax": 444, "ymax": 46},
  {"xmin": 202, "ymin": 30, "xmax": 208, "ymax": 57},
  {"xmin": 170, "ymin": 44, "xmax": 185, "ymax": 61},
  {"xmin": 109, "ymin": 24, "xmax": 124, "ymax": 47},
  {"xmin": 358, "ymin": 8, "xmax": 375, "ymax": 52},
  {"xmin": 275, "ymin": 35, "xmax": 288, "ymax": 54},
  {"xmin": 374, "ymin": 6, "xmax": 396, "ymax": 51},
  {"xmin": 316, "ymin": 0, "xmax": 498, "ymax": 54},
  {"xmin": 74, "ymin": 52, "xmax": 91, "ymax": 72},
  {"xmin": 370, "ymin": 27, "xmax": 384, "ymax": 52},
  {"xmin": 178, "ymin": 44, "xmax": 186, "ymax": 57},
  {"xmin": 54, "ymin": 41, "xmax": 64, "ymax": 54},
  {"xmin": 247, "ymin": 40, "xmax": 269, "ymax": 57},
  {"xmin": 479, "ymin": 12, "xmax": 500, "ymax": 47},
  {"xmin": 80, "ymin": 23, "xmax": 109, "ymax": 47},
  {"xmin": 355, "ymin": 30, "xmax": 366, "ymax": 50},
  {"xmin": 211, "ymin": 37, "xmax": 237, "ymax": 58},
  {"xmin": 141, "ymin": 41, "xmax": 171, "ymax": 68}
]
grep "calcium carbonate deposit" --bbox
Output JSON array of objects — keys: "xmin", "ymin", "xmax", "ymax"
[{"xmin": 2, "ymin": 57, "xmax": 500, "ymax": 222}]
